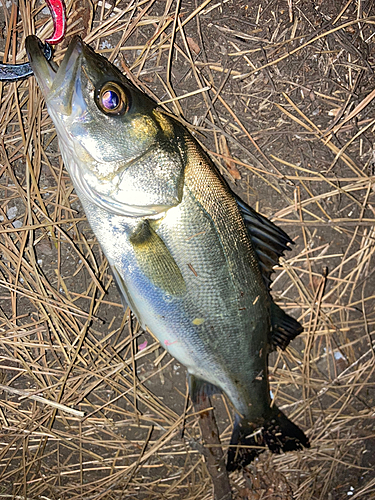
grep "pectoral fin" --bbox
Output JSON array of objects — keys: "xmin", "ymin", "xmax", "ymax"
[{"xmin": 130, "ymin": 220, "xmax": 186, "ymax": 296}]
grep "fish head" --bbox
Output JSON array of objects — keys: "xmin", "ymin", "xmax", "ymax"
[{"xmin": 26, "ymin": 35, "xmax": 185, "ymax": 217}]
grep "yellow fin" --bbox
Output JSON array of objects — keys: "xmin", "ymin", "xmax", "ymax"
[{"xmin": 130, "ymin": 221, "xmax": 186, "ymax": 296}]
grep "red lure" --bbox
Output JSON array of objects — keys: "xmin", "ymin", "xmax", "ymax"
[{"xmin": 45, "ymin": 0, "xmax": 66, "ymax": 45}]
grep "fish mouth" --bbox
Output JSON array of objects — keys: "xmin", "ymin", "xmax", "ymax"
[
  {"xmin": 26, "ymin": 35, "xmax": 85, "ymax": 115},
  {"xmin": 25, "ymin": 35, "xmax": 57, "ymax": 95}
]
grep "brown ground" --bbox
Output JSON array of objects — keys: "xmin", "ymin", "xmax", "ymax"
[{"xmin": 1, "ymin": 0, "xmax": 375, "ymax": 499}]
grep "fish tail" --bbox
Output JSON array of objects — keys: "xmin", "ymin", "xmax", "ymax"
[{"xmin": 227, "ymin": 407, "xmax": 309, "ymax": 471}]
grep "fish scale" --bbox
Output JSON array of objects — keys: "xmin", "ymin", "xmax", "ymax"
[{"xmin": 26, "ymin": 34, "xmax": 310, "ymax": 471}]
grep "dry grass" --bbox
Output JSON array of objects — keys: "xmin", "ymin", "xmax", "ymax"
[{"xmin": 0, "ymin": 0, "xmax": 375, "ymax": 498}]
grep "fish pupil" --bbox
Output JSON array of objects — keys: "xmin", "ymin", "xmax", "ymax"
[{"xmin": 102, "ymin": 89, "xmax": 119, "ymax": 110}]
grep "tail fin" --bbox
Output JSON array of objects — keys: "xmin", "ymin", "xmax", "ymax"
[{"xmin": 227, "ymin": 407, "xmax": 309, "ymax": 471}]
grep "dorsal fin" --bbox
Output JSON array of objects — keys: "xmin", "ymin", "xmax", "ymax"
[
  {"xmin": 236, "ymin": 196, "xmax": 293, "ymax": 290},
  {"xmin": 269, "ymin": 301, "xmax": 303, "ymax": 350},
  {"xmin": 236, "ymin": 196, "xmax": 303, "ymax": 350}
]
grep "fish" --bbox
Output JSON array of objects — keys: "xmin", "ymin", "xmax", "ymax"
[{"xmin": 25, "ymin": 35, "xmax": 309, "ymax": 471}]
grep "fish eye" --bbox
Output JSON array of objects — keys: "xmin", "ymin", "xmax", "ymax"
[{"xmin": 95, "ymin": 82, "xmax": 129, "ymax": 116}]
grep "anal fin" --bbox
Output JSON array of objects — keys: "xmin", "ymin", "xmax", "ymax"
[{"xmin": 188, "ymin": 373, "xmax": 221, "ymax": 404}]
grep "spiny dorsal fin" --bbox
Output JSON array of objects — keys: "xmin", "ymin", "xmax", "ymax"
[{"xmin": 236, "ymin": 196, "xmax": 293, "ymax": 290}]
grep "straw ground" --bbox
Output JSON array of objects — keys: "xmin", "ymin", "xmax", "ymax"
[{"xmin": 0, "ymin": 0, "xmax": 374, "ymax": 498}]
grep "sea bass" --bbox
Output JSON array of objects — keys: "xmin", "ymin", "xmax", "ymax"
[{"xmin": 26, "ymin": 35, "xmax": 309, "ymax": 470}]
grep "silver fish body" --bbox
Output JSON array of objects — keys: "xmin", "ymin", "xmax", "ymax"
[{"xmin": 26, "ymin": 35, "xmax": 309, "ymax": 470}]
